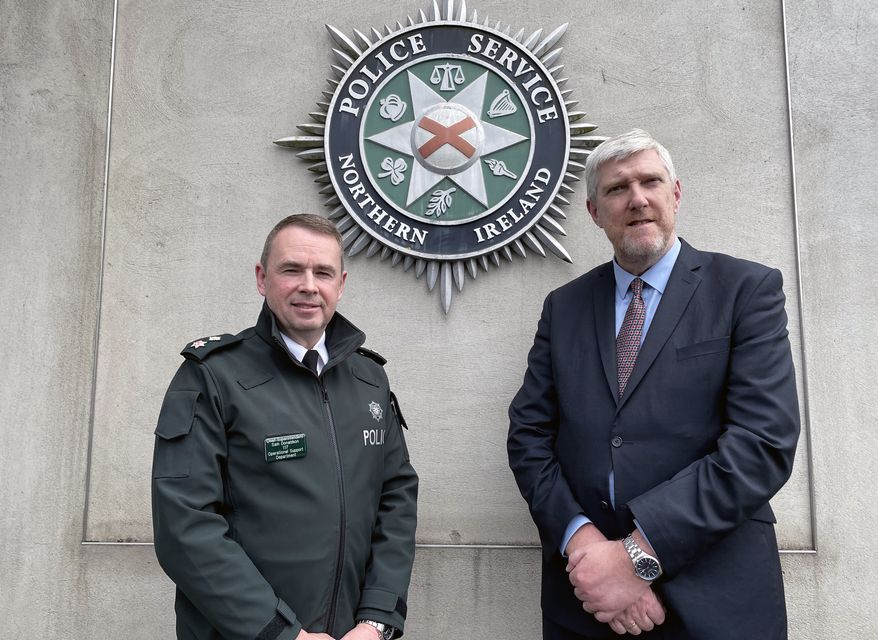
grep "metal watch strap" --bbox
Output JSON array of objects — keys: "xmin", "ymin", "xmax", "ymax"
[
  {"xmin": 357, "ymin": 619, "xmax": 394, "ymax": 640},
  {"xmin": 622, "ymin": 534, "xmax": 662, "ymax": 580},
  {"xmin": 622, "ymin": 534, "xmax": 640, "ymax": 561}
]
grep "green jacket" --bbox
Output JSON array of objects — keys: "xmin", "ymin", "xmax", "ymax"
[{"xmin": 152, "ymin": 304, "xmax": 418, "ymax": 640}]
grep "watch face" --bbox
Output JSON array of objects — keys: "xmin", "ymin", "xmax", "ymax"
[{"xmin": 635, "ymin": 557, "xmax": 661, "ymax": 580}]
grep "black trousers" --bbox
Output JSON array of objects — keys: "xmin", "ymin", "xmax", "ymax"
[
  {"xmin": 543, "ymin": 616, "xmax": 606, "ymax": 640},
  {"xmin": 543, "ymin": 615, "xmax": 675, "ymax": 640}
]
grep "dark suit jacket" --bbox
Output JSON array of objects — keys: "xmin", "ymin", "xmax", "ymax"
[{"xmin": 508, "ymin": 240, "xmax": 799, "ymax": 639}]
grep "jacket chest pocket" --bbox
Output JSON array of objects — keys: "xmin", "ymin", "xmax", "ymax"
[{"xmin": 676, "ymin": 336, "xmax": 730, "ymax": 360}]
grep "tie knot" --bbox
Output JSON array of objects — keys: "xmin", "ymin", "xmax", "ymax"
[
  {"xmin": 302, "ymin": 349, "xmax": 319, "ymax": 374},
  {"xmin": 630, "ymin": 277, "xmax": 644, "ymax": 296}
]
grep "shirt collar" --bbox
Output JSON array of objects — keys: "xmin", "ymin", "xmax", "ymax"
[
  {"xmin": 280, "ymin": 332, "xmax": 329, "ymax": 369},
  {"xmin": 613, "ymin": 237, "xmax": 682, "ymax": 298}
]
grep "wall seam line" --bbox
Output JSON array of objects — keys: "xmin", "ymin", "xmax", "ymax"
[
  {"xmin": 82, "ymin": 0, "xmax": 120, "ymax": 544},
  {"xmin": 781, "ymin": 0, "xmax": 818, "ymax": 554},
  {"xmin": 80, "ymin": 541, "xmax": 817, "ymax": 554}
]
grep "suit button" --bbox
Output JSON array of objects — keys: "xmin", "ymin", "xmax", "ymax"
[
  {"xmin": 600, "ymin": 501, "xmax": 610, "ymax": 511},
  {"xmin": 611, "ymin": 435, "xmax": 623, "ymax": 448}
]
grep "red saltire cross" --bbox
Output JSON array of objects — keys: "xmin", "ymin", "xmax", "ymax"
[{"xmin": 417, "ymin": 116, "xmax": 477, "ymax": 159}]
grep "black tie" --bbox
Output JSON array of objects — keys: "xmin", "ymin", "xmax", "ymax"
[{"xmin": 302, "ymin": 350, "xmax": 319, "ymax": 375}]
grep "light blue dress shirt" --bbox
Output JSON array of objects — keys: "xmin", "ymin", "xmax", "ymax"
[{"xmin": 560, "ymin": 238, "xmax": 682, "ymax": 555}]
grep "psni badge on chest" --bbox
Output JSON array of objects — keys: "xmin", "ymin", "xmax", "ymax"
[
  {"xmin": 264, "ymin": 433, "xmax": 307, "ymax": 462},
  {"xmin": 363, "ymin": 400, "xmax": 385, "ymax": 447}
]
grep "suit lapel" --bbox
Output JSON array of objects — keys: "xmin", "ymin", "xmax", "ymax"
[
  {"xmin": 617, "ymin": 241, "xmax": 704, "ymax": 411},
  {"xmin": 593, "ymin": 262, "xmax": 617, "ymax": 398}
]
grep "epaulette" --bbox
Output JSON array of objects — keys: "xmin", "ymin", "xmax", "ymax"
[
  {"xmin": 356, "ymin": 346, "xmax": 387, "ymax": 366},
  {"xmin": 180, "ymin": 333, "xmax": 241, "ymax": 361}
]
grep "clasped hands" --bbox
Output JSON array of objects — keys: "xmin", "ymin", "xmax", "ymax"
[
  {"xmin": 297, "ymin": 622, "xmax": 382, "ymax": 640},
  {"xmin": 565, "ymin": 525, "xmax": 665, "ymax": 636}
]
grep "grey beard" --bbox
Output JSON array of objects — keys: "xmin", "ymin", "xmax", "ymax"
[{"xmin": 619, "ymin": 232, "xmax": 671, "ymax": 266}]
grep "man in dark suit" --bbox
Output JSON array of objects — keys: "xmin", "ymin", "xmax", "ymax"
[{"xmin": 507, "ymin": 130, "xmax": 800, "ymax": 639}]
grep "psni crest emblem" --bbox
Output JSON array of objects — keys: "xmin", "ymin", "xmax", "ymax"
[{"xmin": 276, "ymin": 1, "xmax": 604, "ymax": 312}]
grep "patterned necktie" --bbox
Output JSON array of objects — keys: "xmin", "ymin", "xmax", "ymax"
[
  {"xmin": 616, "ymin": 277, "xmax": 645, "ymax": 398},
  {"xmin": 302, "ymin": 349, "xmax": 319, "ymax": 375}
]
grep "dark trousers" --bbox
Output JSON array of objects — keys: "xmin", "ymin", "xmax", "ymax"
[
  {"xmin": 543, "ymin": 615, "xmax": 676, "ymax": 640},
  {"xmin": 543, "ymin": 616, "xmax": 605, "ymax": 640}
]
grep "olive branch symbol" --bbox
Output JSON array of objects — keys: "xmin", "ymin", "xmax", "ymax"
[{"xmin": 425, "ymin": 187, "xmax": 456, "ymax": 217}]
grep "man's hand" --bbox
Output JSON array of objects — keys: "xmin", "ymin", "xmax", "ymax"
[
  {"xmin": 295, "ymin": 630, "xmax": 335, "ymax": 640},
  {"xmin": 339, "ymin": 622, "xmax": 383, "ymax": 640},
  {"xmin": 566, "ymin": 539, "xmax": 648, "ymax": 614},
  {"xmin": 564, "ymin": 522, "xmax": 608, "ymax": 558},
  {"xmin": 598, "ymin": 588, "xmax": 666, "ymax": 635}
]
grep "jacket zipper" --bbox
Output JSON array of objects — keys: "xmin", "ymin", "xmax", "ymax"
[
  {"xmin": 273, "ymin": 337, "xmax": 346, "ymax": 633},
  {"xmin": 319, "ymin": 380, "xmax": 346, "ymax": 634}
]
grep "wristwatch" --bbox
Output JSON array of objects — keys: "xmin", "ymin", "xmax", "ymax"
[
  {"xmin": 622, "ymin": 534, "xmax": 662, "ymax": 581},
  {"xmin": 357, "ymin": 619, "xmax": 395, "ymax": 640}
]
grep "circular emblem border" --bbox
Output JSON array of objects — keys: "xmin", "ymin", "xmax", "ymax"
[{"xmin": 325, "ymin": 21, "xmax": 569, "ymax": 261}]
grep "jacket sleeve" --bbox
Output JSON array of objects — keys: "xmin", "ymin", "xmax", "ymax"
[
  {"xmin": 507, "ymin": 292, "xmax": 586, "ymax": 551},
  {"xmin": 628, "ymin": 268, "xmax": 801, "ymax": 577},
  {"xmin": 355, "ymin": 388, "xmax": 418, "ymax": 637},
  {"xmin": 151, "ymin": 359, "xmax": 301, "ymax": 640}
]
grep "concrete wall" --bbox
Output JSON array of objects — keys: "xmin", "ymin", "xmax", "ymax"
[{"xmin": 2, "ymin": 0, "xmax": 875, "ymax": 637}]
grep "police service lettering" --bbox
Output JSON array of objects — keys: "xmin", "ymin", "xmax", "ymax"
[
  {"xmin": 467, "ymin": 35, "xmax": 559, "ymax": 123},
  {"xmin": 363, "ymin": 429, "xmax": 386, "ymax": 446},
  {"xmin": 464, "ymin": 31, "xmax": 561, "ymax": 246},
  {"xmin": 473, "ymin": 168, "xmax": 552, "ymax": 243},
  {"xmin": 337, "ymin": 34, "xmax": 427, "ymax": 117}
]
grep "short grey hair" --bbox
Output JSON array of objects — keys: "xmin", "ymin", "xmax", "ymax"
[{"xmin": 585, "ymin": 129, "xmax": 677, "ymax": 202}]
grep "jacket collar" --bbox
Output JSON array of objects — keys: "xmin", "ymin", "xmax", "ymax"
[{"xmin": 255, "ymin": 302, "xmax": 366, "ymax": 370}]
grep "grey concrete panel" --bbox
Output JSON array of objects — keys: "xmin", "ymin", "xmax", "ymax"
[
  {"xmin": 783, "ymin": 0, "xmax": 878, "ymax": 633},
  {"xmin": 38, "ymin": 544, "xmax": 818, "ymax": 639},
  {"xmin": 84, "ymin": 0, "xmax": 812, "ymax": 551},
  {"xmin": 411, "ymin": 551, "xmax": 828, "ymax": 639},
  {"xmin": 0, "ymin": 0, "xmax": 111, "ymax": 634},
  {"xmin": 407, "ymin": 546, "xmax": 542, "ymax": 638},
  {"xmin": 60, "ymin": 545, "xmax": 173, "ymax": 640},
  {"xmin": 72, "ymin": 545, "xmax": 542, "ymax": 639},
  {"xmin": 85, "ymin": 1, "xmax": 812, "ymax": 550}
]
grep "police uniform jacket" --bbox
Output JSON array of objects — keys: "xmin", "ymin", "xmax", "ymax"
[{"xmin": 152, "ymin": 303, "xmax": 418, "ymax": 640}]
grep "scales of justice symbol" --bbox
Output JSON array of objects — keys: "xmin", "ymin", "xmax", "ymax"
[{"xmin": 431, "ymin": 62, "xmax": 464, "ymax": 91}]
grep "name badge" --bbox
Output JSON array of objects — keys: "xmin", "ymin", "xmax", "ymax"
[{"xmin": 264, "ymin": 433, "xmax": 307, "ymax": 462}]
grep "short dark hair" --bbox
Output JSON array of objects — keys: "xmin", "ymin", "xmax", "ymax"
[{"xmin": 260, "ymin": 214, "xmax": 344, "ymax": 270}]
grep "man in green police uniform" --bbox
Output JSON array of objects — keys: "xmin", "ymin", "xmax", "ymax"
[{"xmin": 152, "ymin": 214, "xmax": 418, "ymax": 640}]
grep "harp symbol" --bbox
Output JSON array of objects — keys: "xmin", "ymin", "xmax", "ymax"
[{"xmin": 487, "ymin": 90, "xmax": 517, "ymax": 118}]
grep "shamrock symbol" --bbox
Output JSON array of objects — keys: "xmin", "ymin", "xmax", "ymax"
[{"xmin": 378, "ymin": 157, "xmax": 408, "ymax": 186}]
